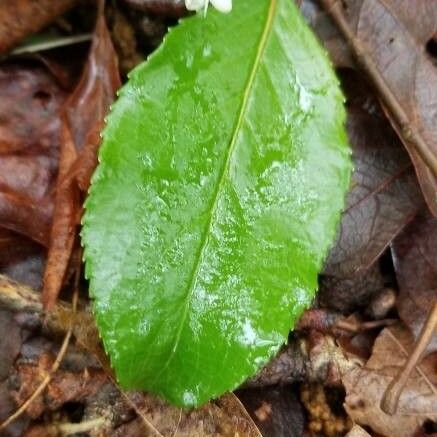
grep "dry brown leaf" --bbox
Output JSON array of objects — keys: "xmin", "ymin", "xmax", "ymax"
[
  {"xmin": 0, "ymin": 0, "xmax": 78, "ymax": 54},
  {"xmin": 0, "ymin": 310, "xmax": 22, "ymax": 382},
  {"xmin": 319, "ymin": 263, "xmax": 384, "ymax": 313},
  {"xmin": 392, "ymin": 210, "xmax": 437, "ymax": 353},
  {"xmin": 345, "ymin": 424, "xmax": 371, "ymax": 437},
  {"xmin": 123, "ymin": 392, "xmax": 261, "ymax": 437},
  {"xmin": 324, "ymin": 70, "xmax": 423, "ymax": 279},
  {"xmin": 0, "ymin": 64, "xmax": 66, "ymax": 246},
  {"xmin": 0, "ymin": 229, "xmax": 45, "ymax": 289},
  {"xmin": 321, "ymin": 0, "xmax": 437, "ymax": 216},
  {"xmin": 343, "ymin": 323, "xmax": 437, "ymax": 437},
  {"xmin": 42, "ymin": 5, "xmax": 121, "ymax": 309}
]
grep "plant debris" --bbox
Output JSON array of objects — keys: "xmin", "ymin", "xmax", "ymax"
[
  {"xmin": 343, "ymin": 324, "xmax": 437, "ymax": 437},
  {"xmin": 0, "ymin": 0, "xmax": 436, "ymax": 435}
]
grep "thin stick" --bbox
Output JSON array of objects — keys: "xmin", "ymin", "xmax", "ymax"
[
  {"xmin": 336, "ymin": 318, "xmax": 398, "ymax": 333},
  {"xmin": 320, "ymin": 0, "xmax": 437, "ymax": 179},
  {"xmin": 171, "ymin": 408, "xmax": 182, "ymax": 437},
  {"xmin": 380, "ymin": 302, "xmax": 437, "ymax": 415},
  {"xmin": 115, "ymin": 388, "xmax": 165, "ymax": 437},
  {"xmin": 57, "ymin": 416, "xmax": 106, "ymax": 435}
]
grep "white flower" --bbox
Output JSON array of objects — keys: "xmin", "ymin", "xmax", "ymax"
[{"xmin": 185, "ymin": 0, "xmax": 232, "ymax": 13}]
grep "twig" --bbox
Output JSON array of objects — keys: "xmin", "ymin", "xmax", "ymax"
[
  {"xmin": 57, "ymin": 417, "xmax": 107, "ymax": 435},
  {"xmin": 0, "ymin": 288, "xmax": 78, "ymax": 431},
  {"xmin": 320, "ymin": 0, "xmax": 437, "ymax": 179},
  {"xmin": 11, "ymin": 33, "xmax": 92, "ymax": 56},
  {"xmin": 336, "ymin": 318, "xmax": 398, "ymax": 333},
  {"xmin": 171, "ymin": 408, "xmax": 183, "ymax": 437},
  {"xmin": 380, "ymin": 302, "xmax": 437, "ymax": 415},
  {"xmin": 115, "ymin": 388, "xmax": 165, "ymax": 437}
]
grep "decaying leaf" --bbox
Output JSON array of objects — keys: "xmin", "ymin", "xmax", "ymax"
[
  {"xmin": 124, "ymin": 392, "xmax": 262, "ymax": 437},
  {"xmin": 0, "ymin": 0, "xmax": 78, "ymax": 54},
  {"xmin": 392, "ymin": 210, "xmax": 437, "ymax": 353},
  {"xmin": 0, "ymin": 229, "xmax": 45, "ymax": 289},
  {"xmin": 343, "ymin": 323, "xmax": 437, "ymax": 437},
  {"xmin": 300, "ymin": 0, "xmax": 354, "ymax": 68},
  {"xmin": 319, "ymin": 262, "xmax": 384, "ymax": 313},
  {"xmin": 42, "ymin": 4, "xmax": 121, "ymax": 309},
  {"xmin": 345, "ymin": 424, "xmax": 371, "ymax": 437},
  {"xmin": 0, "ymin": 310, "xmax": 22, "ymax": 382},
  {"xmin": 321, "ymin": 0, "xmax": 437, "ymax": 216},
  {"xmin": 324, "ymin": 71, "xmax": 424, "ymax": 278},
  {"xmin": 0, "ymin": 63, "xmax": 65, "ymax": 246}
]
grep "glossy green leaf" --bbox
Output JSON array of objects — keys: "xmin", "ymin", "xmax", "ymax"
[{"xmin": 82, "ymin": 0, "xmax": 352, "ymax": 407}]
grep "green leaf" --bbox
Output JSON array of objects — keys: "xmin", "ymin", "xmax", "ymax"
[{"xmin": 82, "ymin": 0, "xmax": 351, "ymax": 407}]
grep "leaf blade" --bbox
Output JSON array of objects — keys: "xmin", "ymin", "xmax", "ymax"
[{"xmin": 83, "ymin": 0, "xmax": 351, "ymax": 407}]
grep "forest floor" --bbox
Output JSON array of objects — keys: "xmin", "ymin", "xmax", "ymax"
[{"xmin": 0, "ymin": 0, "xmax": 435, "ymax": 436}]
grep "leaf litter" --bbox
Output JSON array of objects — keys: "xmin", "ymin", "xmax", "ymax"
[{"xmin": 0, "ymin": 0, "xmax": 436, "ymax": 435}]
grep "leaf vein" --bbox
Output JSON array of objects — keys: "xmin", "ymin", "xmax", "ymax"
[{"xmin": 151, "ymin": 0, "xmax": 279, "ymax": 383}]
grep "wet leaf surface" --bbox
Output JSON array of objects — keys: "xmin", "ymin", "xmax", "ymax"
[
  {"xmin": 392, "ymin": 210, "xmax": 437, "ymax": 353},
  {"xmin": 343, "ymin": 323, "xmax": 437, "ymax": 437},
  {"xmin": 83, "ymin": 0, "xmax": 352, "ymax": 407},
  {"xmin": 323, "ymin": 0, "xmax": 437, "ymax": 216}
]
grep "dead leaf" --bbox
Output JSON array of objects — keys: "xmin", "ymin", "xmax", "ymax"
[
  {"xmin": 343, "ymin": 323, "xmax": 437, "ymax": 437},
  {"xmin": 0, "ymin": 0, "xmax": 78, "ymax": 54},
  {"xmin": 0, "ymin": 310, "xmax": 22, "ymax": 381},
  {"xmin": 42, "ymin": 4, "xmax": 121, "ymax": 309},
  {"xmin": 319, "ymin": 263, "xmax": 384, "ymax": 313},
  {"xmin": 122, "ymin": 0, "xmax": 187, "ymax": 17},
  {"xmin": 320, "ymin": 0, "xmax": 437, "ymax": 216},
  {"xmin": 0, "ymin": 230, "xmax": 45, "ymax": 289},
  {"xmin": 12, "ymin": 354, "xmax": 107, "ymax": 419},
  {"xmin": 8, "ymin": 335, "xmax": 261, "ymax": 437},
  {"xmin": 0, "ymin": 382, "xmax": 29, "ymax": 437},
  {"xmin": 124, "ymin": 392, "xmax": 261, "ymax": 437},
  {"xmin": 0, "ymin": 63, "xmax": 66, "ymax": 245},
  {"xmin": 345, "ymin": 424, "xmax": 371, "ymax": 437},
  {"xmin": 248, "ymin": 330, "xmax": 363, "ymax": 388},
  {"xmin": 300, "ymin": 0, "xmax": 354, "ymax": 68},
  {"xmin": 392, "ymin": 210, "xmax": 437, "ymax": 353},
  {"xmin": 324, "ymin": 70, "xmax": 424, "ymax": 278}
]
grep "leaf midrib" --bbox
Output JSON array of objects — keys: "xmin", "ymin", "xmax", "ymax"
[{"xmin": 153, "ymin": 0, "xmax": 278, "ymax": 381}]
